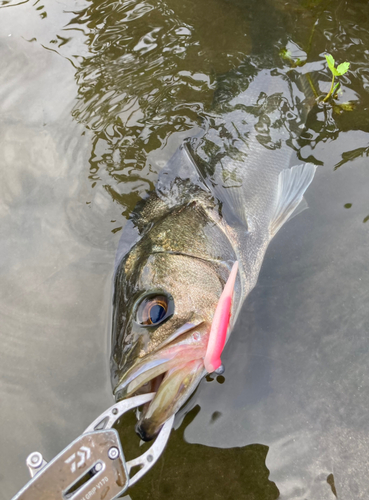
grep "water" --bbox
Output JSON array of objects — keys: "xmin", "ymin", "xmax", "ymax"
[{"xmin": 1, "ymin": 0, "xmax": 369, "ymax": 498}]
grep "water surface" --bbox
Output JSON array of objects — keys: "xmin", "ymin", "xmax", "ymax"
[{"xmin": 1, "ymin": 0, "xmax": 369, "ymax": 498}]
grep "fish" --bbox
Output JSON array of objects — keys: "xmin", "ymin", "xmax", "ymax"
[{"xmin": 110, "ymin": 68, "xmax": 317, "ymax": 441}]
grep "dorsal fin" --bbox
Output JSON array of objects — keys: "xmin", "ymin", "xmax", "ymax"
[
  {"xmin": 114, "ymin": 142, "xmax": 213, "ymax": 273},
  {"xmin": 270, "ymin": 163, "xmax": 316, "ymax": 237},
  {"xmin": 156, "ymin": 141, "xmax": 209, "ymax": 205}
]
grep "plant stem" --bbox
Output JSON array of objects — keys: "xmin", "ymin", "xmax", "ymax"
[
  {"xmin": 323, "ymin": 74, "xmax": 335, "ymax": 102},
  {"xmin": 306, "ymin": 73, "xmax": 319, "ymax": 98}
]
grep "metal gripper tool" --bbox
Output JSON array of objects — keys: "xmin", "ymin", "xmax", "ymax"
[{"xmin": 11, "ymin": 393, "xmax": 174, "ymax": 500}]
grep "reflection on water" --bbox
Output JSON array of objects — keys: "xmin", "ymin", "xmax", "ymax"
[
  {"xmin": 120, "ymin": 406, "xmax": 280, "ymax": 499},
  {"xmin": 1, "ymin": 0, "xmax": 369, "ymax": 499},
  {"xmin": 69, "ymin": 0, "xmax": 252, "ymax": 216}
]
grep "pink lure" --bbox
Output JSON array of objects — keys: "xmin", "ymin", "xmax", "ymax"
[{"xmin": 204, "ymin": 261, "xmax": 239, "ymax": 373}]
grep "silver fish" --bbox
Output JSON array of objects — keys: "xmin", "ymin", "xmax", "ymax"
[{"xmin": 110, "ymin": 69, "xmax": 316, "ymax": 440}]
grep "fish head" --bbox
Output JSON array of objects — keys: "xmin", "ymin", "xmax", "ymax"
[{"xmin": 111, "ymin": 233, "xmax": 237, "ymax": 440}]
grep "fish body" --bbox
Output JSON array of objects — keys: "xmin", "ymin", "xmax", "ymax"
[{"xmin": 111, "ymin": 70, "xmax": 316, "ymax": 440}]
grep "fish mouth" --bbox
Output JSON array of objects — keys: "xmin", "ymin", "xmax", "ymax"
[{"xmin": 114, "ymin": 321, "xmax": 209, "ymax": 441}]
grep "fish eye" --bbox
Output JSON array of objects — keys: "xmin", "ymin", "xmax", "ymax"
[{"xmin": 135, "ymin": 294, "xmax": 174, "ymax": 327}]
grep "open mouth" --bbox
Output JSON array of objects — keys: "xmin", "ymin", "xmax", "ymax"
[
  {"xmin": 113, "ymin": 321, "xmax": 209, "ymax": 441},
  {"xmin": 114, "ymin": 261, "xmax": 239, "ymax": 441}
]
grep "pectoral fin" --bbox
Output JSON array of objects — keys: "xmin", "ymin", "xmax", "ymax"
[{"xmin": 270, "ymin": 163, "xmax": 316, "ymax": 237}]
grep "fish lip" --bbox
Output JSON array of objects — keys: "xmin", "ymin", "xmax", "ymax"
[
  {"xmin": 113, "ymin": 320, "xmax": 207, "ymax": 399},
  {"xmin": 114, "ymin": 357, "xmax": 170, "ymax": 400},
  {"xmin": 135, "ymin": 360, "xmax": 206, "ymax": 441}
]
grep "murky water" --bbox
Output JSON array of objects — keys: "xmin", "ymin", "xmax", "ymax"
[{"xmin": 1, "ymin": 0, "xmax": 369, "ymax": 498}]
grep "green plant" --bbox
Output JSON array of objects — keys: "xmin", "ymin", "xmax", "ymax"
[
  {"xmin": 323, "ymin": 54, "xmax": 350, "ymax": 102},
  {"xmin": 279, "ymin": 47, "xmax": 305, "ymax": 67}
]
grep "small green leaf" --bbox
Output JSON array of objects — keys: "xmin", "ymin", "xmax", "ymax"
[
  {"xmin": 280, "ymin": 48, "xmax": 292, "ymax": 60},
  {"xmin": 322, "ymin": 54, "xmax": 351, "ymax": 103},
  {"xmin": 325, "ymin": 54, "xmax": 335, "ymax": 72},
  {"xmin": 332, "ymin": 67, "xmax": 340, "ymax": 77},
  {"xmin": 336, "ymin": 61, "xmax": 350, "ymax": 75},
  {"xmin": 332, "ymin": 82, "xmax": 340, "ymax": 94}
]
